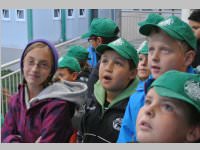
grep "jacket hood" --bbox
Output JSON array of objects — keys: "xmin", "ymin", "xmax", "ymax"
[
  {"xmin": 94, "ymin": 77, "xmax": 139, "ymax": 109},
  {"xmin": 29, "ymin": 80, "xmax": 88, "ymax": 107}
]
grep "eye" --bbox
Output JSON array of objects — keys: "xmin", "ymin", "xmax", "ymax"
[
  {"xmin": 115, "ymin": 60, "xmax": 123, "ymax": 66},
  {"xmin": 101, "ymin": 57, "xmax": 108, "ymax": 64},
  {"xmin": 144, "ymin": 99, "xmax": 151, "ymax": 106},
  {"xmin": 161, "ymin": 48, "xmax": 171, "ymax": 54},
  {"xmin": 162, "ymin": 103, "xmax": 174, "ymax": 112},
  {"xmin": 27, "ymin": 60, "xmax": 34, "ymax": 65},
  {"xmin": 148, "ymin": 47, "xmax": 154, "ymax": 55}
]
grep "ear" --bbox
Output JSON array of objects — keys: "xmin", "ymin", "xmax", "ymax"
[
  {"xmin": 72, "ymin": 72, "xmax": 79, "ymax": 81},
  {"xmin": 186, "ymin": 125, "xmax": 200, "ymax": 142},
  {"xmin": 129, "ymin": 68, "xmax": 138, "ymax": 80},
  {"xmin": 96, "ymin": 37, "xmax": 103, "ymax": 45},
  {"xmin": 184, "ymin": 50, "xmax": 196, "ymax": 67}
]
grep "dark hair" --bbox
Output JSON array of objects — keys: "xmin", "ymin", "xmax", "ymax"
[
  {"xmin": 91, "ymin": 27, "xmax": 120, "ymax": 44},
  {"xmin": 188, "ymin": 9, "xmax": 200, "ymax": 22}
]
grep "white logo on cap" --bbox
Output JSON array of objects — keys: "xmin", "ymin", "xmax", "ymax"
[
  {"xmin": 158, "ymin": 18, "xmax": 174, "ymax": 27},
  {"xmin": 184, "ymin": 80, "xmax": 200, "ymax": 101},
  {"xmin": 112, "ymin": 38, "xmax": 124, "ymax": 46}
]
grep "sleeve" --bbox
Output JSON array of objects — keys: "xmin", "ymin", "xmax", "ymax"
[
  {"xmin": 1, "ymin": 96, "xmax": 23, "ymax": 143},
  {"xmin": 117, "ymin": 92, "xmax": 145, "ymax": 143},
  {"xmin": 38, "ymin": 100, "xmax": 73, "ymax": 143}
]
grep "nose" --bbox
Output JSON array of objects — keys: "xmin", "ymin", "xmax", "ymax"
[
  {"xmin": 31, "ymin": 63, "xmax": 40, "ymax": 72},
  {"xmin": 144, "ymin": 105, "xmax": 155, "ymax": 118},
  {"xmin": 104, "ymin": 61, "xmax": 114, "ymax": 72},
  {"xmin": 151, "ymin": 50, "xmax": 160, "ymax": 62}
]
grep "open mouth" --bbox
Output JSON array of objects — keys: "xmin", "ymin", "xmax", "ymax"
[
  {"xmin": 139, "ymin": 120, "xmax": 152, "ymax": 131},
  {"xmin": 103, "ymin": 75, "xmax": 112, "ymax": 80}
]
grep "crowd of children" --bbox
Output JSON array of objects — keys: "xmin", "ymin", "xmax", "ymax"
[{"xmin": 1, "ymin": 10, "xmax": 200, "ymax": 143}]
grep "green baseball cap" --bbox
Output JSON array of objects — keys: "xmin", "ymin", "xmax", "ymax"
[
  {"xmin": 151, "ymin": 70, "xmax": 200, "ymax": 112},
  {"xmin": 138, "ymin": 41, "xmax": 148, "ymax": 55},
  {"xmin": 138, "ymin": 13, "xmax": 164, "ymax": 26},
  {"xmin": 66, "ymin": 45, "xmax": 89, "ymax": 61},
  {"xmin": 81, "ymin": 18, "xmax": 119, "ymax": 38},
  {"xmin": 96, "ymin": 38, "xmax": 139, "ymax": 67},
  {"xmin": 139, "ymin": 15, "xmax": 197, "ymax": 50},
  {"xmin": 58, "ymin": 56, "xmax": 81, "ymax": 72}
]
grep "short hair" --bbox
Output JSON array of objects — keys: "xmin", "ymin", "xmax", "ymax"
[
  {"xmin": 188, "ymin": 9, "xmax": 200, "ymax": 22},
  {"xmin": 148, "ymin": 26, "xmax": 193, "ymax": 52}
]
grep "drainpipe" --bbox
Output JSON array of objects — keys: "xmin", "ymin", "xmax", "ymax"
[
  {"xmin": 61, "ymin": 9, "xmax": 66, "ymax": 41},
  {"xmin": 27, "ymin": 9, "xmax": 33, "ymax": 41},
  {"xmin": 88, "ymin": 9, "xmax": 92, "ymax": 28}
]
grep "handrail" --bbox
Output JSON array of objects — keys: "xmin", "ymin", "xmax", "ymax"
[{"xmin": 1, "ymin": 36, "xmax": 84, "ymax": 70}]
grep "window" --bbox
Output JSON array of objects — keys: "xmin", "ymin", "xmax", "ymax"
[
  {"xmin": 1, "ymin": 9, "xmax": 10, "ymax": 21},
  {"xmin": 16, "ymin": 9, "xmax": 25, "ymax": 21},
  {"xmin": 67, "ymin": 9, "xmax": 74, "ymax": 18},
  {"xmin": 79, "ymin": 9, "xmax": 85, "ymax": 17},
  {"xmin": 53, "ymin": 9, "xmax": 61, "ymax": 20}
]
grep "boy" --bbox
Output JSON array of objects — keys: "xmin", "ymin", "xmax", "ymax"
[
  {"xmin": 137, "ymin": 41, "xmax": 150, "ymax": 81},
  {"xmin": 136, "ymin": 70, "xmax": 200, "ymax": 142},
  {"xmin": 188, "ymin": 9, "xmax": 200, "ymax": 67},
  {"xmin": 118, "ymin": 15, "xmax": 197, "ymax": 143},
  {"xmin": 81, "ymin": 18, "xmax": 120, "ymax": 105},
  {"xmin": 66, "ymin": 45, "xmax": 90, "ymax": 83},
  {"xmin": 79, "ymin": 38, "xmax": 139, "ymax": 143},
  {"xmin": 56, "ymin": 55, "xmax": 81, "ymax": 82},
  {"xmin": 117, "ymin": 13, "xmax": 164, "ymax": 143}
]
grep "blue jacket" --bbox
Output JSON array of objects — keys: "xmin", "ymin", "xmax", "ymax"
[
  {"xmin": 117, "ymin": 67, "xmax": 196, "ymax": 143},
  {"xmin": 87, "ymin": 46, "xmax": 98, "ymax": 68}
]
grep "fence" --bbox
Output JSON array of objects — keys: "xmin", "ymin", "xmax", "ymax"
[{"xmin": 1, "ymin": 37, "xmax": 87, "ymax": 116}]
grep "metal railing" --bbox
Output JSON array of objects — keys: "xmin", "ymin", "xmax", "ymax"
[{"xmin": 1, "ymin": 36, "xmax": 87, "ymax": 116}]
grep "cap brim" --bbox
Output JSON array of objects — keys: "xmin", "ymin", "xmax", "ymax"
[
  {"xmin": 96, "ymin": 44, "xmax": 110, "ymax": 54},
  {"xmin": 154, "ymin": 86, "xmax": 200, "ymax": 112},
  {"xmin": 139, "ymin": 24, "xmax": 183, "ymax": 41},
  {"xmin": 81, "ymin": 32, "xmax": 92, "ymax": 39},
  {"xmin": 137, "ymin": 21, "xmax": 145, "ymax": 27}
]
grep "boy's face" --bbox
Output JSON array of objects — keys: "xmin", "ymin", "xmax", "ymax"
[
  {"xmin": 23, "ymin": 47, "xmax": 52, "ymax": 88},
  {"xmin": 56, "ymin": 68, "xmax": 78, "ymax": 82},
  {"xmin": 88, "ymin": 36, "xmax": 102, "ymax": 49},
  {"xmin": 137, "ymin": 54, "xmax": 150, "ymax": 81},
  {"xmin": 136, "ymin": 88, "xmax": 192, "ymax": 143},
  {"xmin": 99, "ymin": 50, "xmax": 136, "ymax": 93},
  {"xmin": 189, "ymin": 20, "xmax": 200, "ymax": 40},
  {"xmin": 148, "ymin": 30, "xmax": 189, "ymax": 79}
]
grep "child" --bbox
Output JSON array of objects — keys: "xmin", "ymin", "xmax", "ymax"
[
  {"xmin": 1, "ymin": 39, "xmax": 87, "ymax": 143},
  {"xmin": 136, "ymin": 70, "xmax": 200, "ymax": 142},
  {"xmin": 79, "ymin": 38, "xmax": 139, "ymax": 143},
  {"xmin": 188, "ymin": 9, "xmax": 200, "ymax": 67},
  {"xmin": 66, "ymin": 45, "xmax": 90, "ymax": 83},
  {"xmin": 117, "ymin": 13, "xmax": 164, "ymax": 143},
  {"xmin": 81, "ymin": 18, "xmax": 120, "ymax": 105},
  {"xmin": 56, "ymin": 55, "xmax": 81, "ymax": 82},
  {"xmin": 137, "ymin": 41, "xmax": 151, "ymax": 81},
  {"xmin": 55, "ymin": 54, "xmax": 87, "ymax": 142},
  {"xmin": 118, "ymin": 15, "xmax": 198, "ymax": 143}
]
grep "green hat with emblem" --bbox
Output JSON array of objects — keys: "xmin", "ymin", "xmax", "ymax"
[
  {"xmin": 139, "ymin": 15, "xmax": 197, "ymax": 50},
  {"xmin": 96, "ymin": 38, "xmax": 139, "ymax": 67},
  {"xmin": 81, "ymin": 18, "xmax": 119, "ymax": 38},
  {"xmin": 66, "ymin": 45, "xmax": 89, "ymax": 61},
  {"xmin": 150, "ymin": 70, "xmax": 200, "ymax": 112},
  {"xmin": 138, "ymin": 41, "xmax": 148, "ymax": 55},
  {"xmin": 138, "ymin": 13, "xmax": 165, "ymax": 26},
  {"xmin": 58, "ymin": 55, "xmax": 81, "ymax": 72}
]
